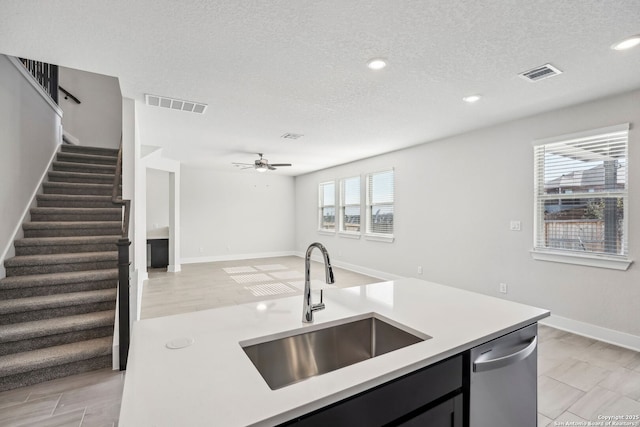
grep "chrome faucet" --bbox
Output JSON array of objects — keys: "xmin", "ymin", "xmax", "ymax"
[{"xmin": 302, "ymin": 242, "xmax": 335, "ymax": 323}]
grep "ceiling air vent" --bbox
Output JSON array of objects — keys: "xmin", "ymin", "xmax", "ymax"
[
  {"xmin": 281, "ymin": 133, "xmax": 303, "ymax": 140},
  {"xmin": 145, "ymin": 94, "xmax": 207, "ymax": 114},
  {"xmin": 518, "ymin": 64, "xmax": 563, "ymax": 82}
]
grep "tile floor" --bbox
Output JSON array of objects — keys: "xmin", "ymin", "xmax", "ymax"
[
  {"xmin": 1, "ymin": 256, "xmax": 639, "ymax": 426},
  {"xmin": 537, "ymin": 325, "xmax": 640, "ymax": 426}
]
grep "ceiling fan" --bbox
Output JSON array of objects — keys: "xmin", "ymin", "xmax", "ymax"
[{"xmin": 232, "ymin": 153, "xmax": 292, "ymax": 172}]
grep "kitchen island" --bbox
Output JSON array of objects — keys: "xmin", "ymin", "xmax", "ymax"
[{"xmin": 119, "ymin": 278, "xmax": 549, "ymax": 426}]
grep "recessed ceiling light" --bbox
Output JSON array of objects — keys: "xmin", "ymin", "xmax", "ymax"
[
  {"xmin": 612, "ymin": 34, "xmax": 640, "ymax": 50},
  {"xmin": 367, "ymin": 58, "xmax": 387, "ymax": 70},
  {"xmin": 463, "ymin": 95, "xmax": 481, "ymax": 103}
]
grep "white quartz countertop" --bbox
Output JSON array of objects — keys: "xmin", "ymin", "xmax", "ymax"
[{"xmin": 119, "ymin": 278, "xmax": 549, "ymax": 426}]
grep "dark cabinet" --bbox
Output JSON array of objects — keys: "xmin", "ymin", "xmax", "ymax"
[
  {"xmin": 279, "ymin": 355, "xmax": 463, "ymax": 427},
  {"xmin": 398, "ymin": 394, "xmax": 463, "ymax": 427},
  {"xmin": 147, "ymin": 238, "xmax": 169, "ymax": 268}
]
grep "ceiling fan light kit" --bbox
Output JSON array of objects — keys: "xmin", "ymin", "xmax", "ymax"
[{"xmin": 232, "ymin": 153, "xmax": 292, "ymax": 172}]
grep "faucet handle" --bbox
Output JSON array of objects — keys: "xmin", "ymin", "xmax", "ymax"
[{"xmin": 311, "ymin": 290, "xmax": 325, "ymax": 312}]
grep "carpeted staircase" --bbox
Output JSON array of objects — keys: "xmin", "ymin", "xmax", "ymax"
[{"xmin": 0, "ymin": 144, "xmax": 122, "ymax": 392}]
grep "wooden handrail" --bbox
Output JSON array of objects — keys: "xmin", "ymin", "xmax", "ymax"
[{"xmin": 59, "ymin": 86, "xmax": 81, "ymax": 104}]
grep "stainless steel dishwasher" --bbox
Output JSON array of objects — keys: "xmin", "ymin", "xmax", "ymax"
[{"xmin": 469, "ymin": 323, "xmax": 538, "ymax": 427}]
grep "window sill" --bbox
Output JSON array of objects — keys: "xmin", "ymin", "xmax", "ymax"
[
  {"xmin": 317, "ymin": 229, "xmax": 336, "ymax": 236},
  {"xmin": 364, "ymin": 233, "xmax": 394, "ymax": 243},
  {"xmin": 338, "ymin": 232, "xmax": 361, "ymax": 239},
  {"xmin": 530, "ymin": 249, "xmax": 632, "ymax": 271}
]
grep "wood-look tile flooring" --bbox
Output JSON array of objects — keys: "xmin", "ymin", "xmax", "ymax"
[
  {"xmin": 140, "ymin": 256, "xmax": 380, "ymax": 319},
  {"xmin": 1, "ymin": 256, "xmax": 639, "ymax": 426},
  {"xmin": 537, "ymin": 325, "xmax": 640, "ymax": 426}
]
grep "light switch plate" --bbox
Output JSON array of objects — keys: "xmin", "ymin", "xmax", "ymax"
[{"xmin": 510, "ymin": 220, "xmax": 521, "ymax": 231}]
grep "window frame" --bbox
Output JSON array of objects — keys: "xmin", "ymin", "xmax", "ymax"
[
  {"xmin": 339, "ymin": 176, "xmax": 362, "ymax": 237},
  {"xmin": 531, "ymin": 123, "xmax": 631, "ymax": 270},
  {"xmin": 365, "ymin": 169, "xmax": 395, "ymax": 242},
  {"xmin": 318, "ymin": 180, "xmax": 336, "ymax": 234}
]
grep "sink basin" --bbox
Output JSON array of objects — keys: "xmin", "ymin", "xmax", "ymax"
[{"xmin": 240, "ymin": 313, "xmax": 430, "ymax": 390}]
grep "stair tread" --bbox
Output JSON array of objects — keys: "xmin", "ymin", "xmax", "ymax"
[
  {"xmin": 30, "ymin": 207, "xmax": 122, "ymax": 214},
  {"xmin": 60, "ymin": 145, "xmax": 119, "ymax": 155},
  {"xmin": 23, "ymin": 221, "xmax": 121, "ymax": 229},
  {"xmin": 57, "ymin": 152, "xmax": 117, "ymax": 161},
  {"xmin": 37, "ymin": 194, "xmax": 114, "ymax": 200},
  {"xmin": 48, "ymin": 170, "xmax": 115, "ymax": 179},
  {"xmin": 52, "ymin": 161, "xmax": 116, "ymax": 171},
  {"xmin": 0, "ymin": 289, "xmax": 117, "ymax": 315},
  {"xmin": 0, "ymin": 336, "xmax": 112, "ymax": 377},
  {"xmin": 0, "ymin": 269, "xmax": 118, "ymax": 289},
  {"xmin": 15, "ymin": 235, "xmax": 121, "ymax": 247},
  {"xmin": 0, "ymin": 311, "xmax": 115, "ymax": 343},
  {"xmin": 44, "ymin": 182, "xmax": 113, "ymax": 189},
  {"xmin": 5, "ymin": 251, "xmax": 117, "ymax": 267}
]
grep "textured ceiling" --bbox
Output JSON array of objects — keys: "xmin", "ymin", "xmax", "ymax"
[{"xmin": 1, "ymin": 0, "xmax": 639, "ymax": 175}]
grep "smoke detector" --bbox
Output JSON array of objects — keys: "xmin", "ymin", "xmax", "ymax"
[
  {"xmin": 518, "ymin": 64, "xmax": 563, "ymax": 82},
  {"xmin": 145, "ymin": 94, "xmax": 207, "ymax": 114}
]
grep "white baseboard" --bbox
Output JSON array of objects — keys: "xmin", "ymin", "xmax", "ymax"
[
  {"xmin": 0, "ymin": 145, "xmax": 59, "ymax": 278},
  {"xmin": 540, "ymin": 314, "xmax": 640, "ymax": 352},
  {"xmin": 293, "ymin": 252, "xmax": 405, "ymax": 282},
  {"xmin": 167, "ymin": 264, "xmax": 181, "ymax": 273},
  {"xmin": 181, "ymin": 251, "xmax": 297, "ymax": 264}
]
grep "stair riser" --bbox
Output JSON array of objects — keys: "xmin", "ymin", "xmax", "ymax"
[
  {"xmin": 60, "ymin": 145, "xmax": 119, "ymax": 157},
  {"xmin": 48, "ymin": 174, "xmax": 117, "ymax": 184},
  {"xmin": 1, "ymin": 293, "xmax": 116, "ymax": 319},
  {"xmin": 0, "ymin": 355, "xmax": 112, "ymax": 392},
  {"xmin": 0, "ymin": 326, "xmax": 109, "ymax": 355},
  {"xmin": 43, "ymin": 184, "xmax": 113, "ymax": 196},
  {"xmin": 24, "ymin": 227, "xmax": 122, "ymax": 238},
  {"xmin": 30, "ymin": 212, "xmax": 122, "ymax": 222},
  {"xmin": 0, "ymin": 280, "xmax": 117, "ymax": 299},
  {"xmin": 53, "ymin": 163, "xmax": 116, "ymax": 175},
  {"xmin": 16, "ymin": 243, "xmax": 118, "ymax": 256},
  {"xmin": 6, "ymin": 261, "xmax": 117, "ymax": 277},
  {"xmin": 56, "ymin": 153, "xmax": 117, "ymax": 165},
  {"xmin": 36, "ymin": 197, "xmax": 115, "ymax": 208},
  {"xmin": 0, "ymin": 301, "xmax": 115, "ymax": 325}
]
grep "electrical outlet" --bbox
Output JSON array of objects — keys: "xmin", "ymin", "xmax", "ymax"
[
  {"xmin": 417, "ymin": 266, "xmax": 423, "ymax": 275},
  {"xmin": 499, "ymin": 283, "xmax": 508, "ymax": 294},
  {"xmin": 199, "ymin": 247, "xmax": 204, "ymax": 254},
  {"xmin": 510, "ymin": 220, "xmax": 521, "ymax": 231}
]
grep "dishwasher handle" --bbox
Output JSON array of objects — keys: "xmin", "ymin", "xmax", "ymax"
[{"xmin": 473, "ymin": 336, "xmax": 537, "ymax": 373}]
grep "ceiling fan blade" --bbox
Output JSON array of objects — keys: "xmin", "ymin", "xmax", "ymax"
[
  {"xmin": 268, "ymin": 165, "xmax": 277, "ymax": 170},
  {"xmin": 232, "ymin": 162, "xmax": 253, "ymax": 166},
  {"xmin": 269, "ymin": 163, "xmax": 292, "ymax": 167}
]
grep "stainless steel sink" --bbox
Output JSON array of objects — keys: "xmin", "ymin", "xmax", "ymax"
[{"xmin": 240, "ymin": 314, "xmax": 430, "ymax": 390}]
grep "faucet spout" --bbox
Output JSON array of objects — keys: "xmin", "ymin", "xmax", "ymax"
[{"xmin": 302, "ymin": 242, "xmax": 334, "ymax": 323}]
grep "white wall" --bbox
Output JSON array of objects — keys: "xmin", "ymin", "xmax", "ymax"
[
  {"xmin": 58, "ymin": 66, "xmax": 121, "ymax": 149},
  {"xmin": 181, "ymin": 167, "xmax": 295, "ymax": 261},
  {"xmin": 0, "ymin": 55, "xmax": 61, "ymax": 275},
  {"xmin": 295, "ymin": 90, "xmax": 640, "ymax": 339},
  {"xmin": 146, "ymin": 168, "xmax": 169, "ymax": 234}
]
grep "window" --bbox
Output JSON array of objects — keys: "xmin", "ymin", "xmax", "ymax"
[
  {"xmin": 318, "ymin": 181, "xmax": 335, "ymax": 231},
  {"xmin": 366, "ymin": 170, "xmax": 394, "ymax": 238},
  {"xmin": 340, "ymin": 176, "xmax": 361, "ymax": 233},
  {"xmin": 533, "ymin": 124, "xmax": 630, "ymax": 269}
]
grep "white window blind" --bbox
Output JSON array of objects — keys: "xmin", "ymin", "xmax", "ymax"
[
  {"xmin": 366, "ymin": 170, "xmax": 394, "ymax": 236},
  {"xmin": 318, "ymin": 181, "xmax": 335, "ymax": 231},
  {"xmin": 340, "ymin": 176, "xmax": 361, "ymax": 233},
  {"xmin": 533, "ymin": 124, "xmax": 628, "ymax": 257}
]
